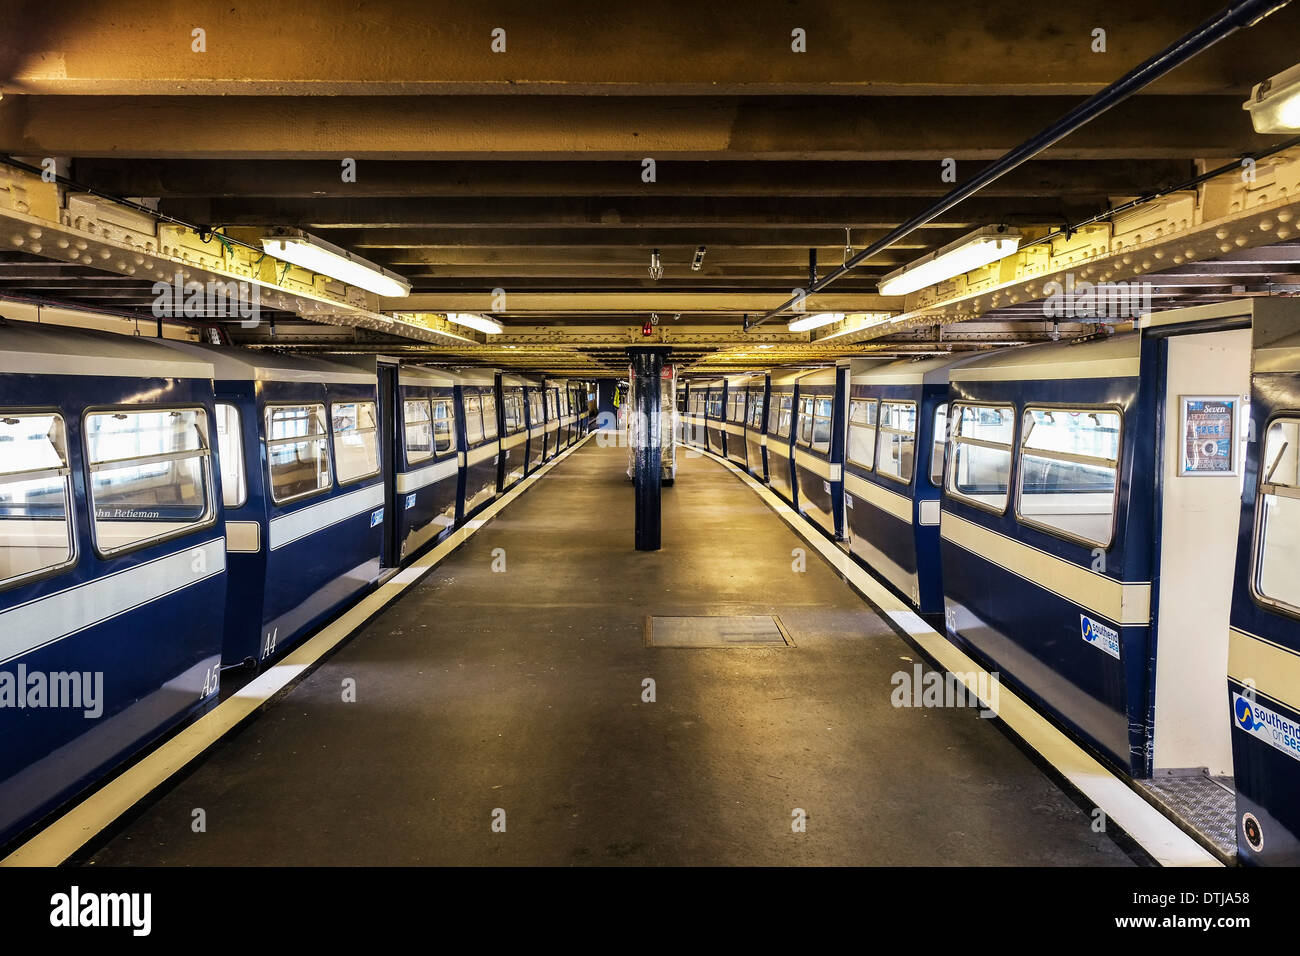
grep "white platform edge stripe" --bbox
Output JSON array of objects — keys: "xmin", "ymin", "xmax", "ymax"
[
  {"xmin": 268, "ymin": 482, "xmax": 384, "ymax": 551},
  {"xmin": 940, "ymin": 510, "xmax": 1151, "ymax": 627},
  {"xmin": 0, "ymin": 432, "xmax": 596, "ymax": 868},
  {"xmin": 695, "ymin": 446, "xmax": 1217, "ymax": 869},
  {"xmin": 395, "ymin": 457, "xmax": 458, "ymax": 494}
]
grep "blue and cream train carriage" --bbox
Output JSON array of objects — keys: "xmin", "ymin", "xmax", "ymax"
[
  {"xmin": 0, "ymin": 322, "xmax": 227, "ymax": 842},
  {"xmin": 789, "ymin": 367, "xmax": 845, "ymax": 540},
  {"xmin": 497, "ymin": 373, "xmax": 530, "ymax": 491},
  {"xmin": 764, "ymin": 371, "xmax": 801, "ymax": 506},
  {"xmin": 722, "ymin": 374, "xmax": 755, "ymax": 470},
  {"xmin": 395, "ymin": 364, "xmax": 460, "ymax": 561},
  {"xmin": 455, "ymin": 370, "xmax": 502, "ymax": 519},
  {"xmin": 169, "ymin": 343, "xmax": 387, "ymax": 669},
  {"xmin": 740, "ymin": 373, "xmax": 769, "ymax": 482},
  {"xmin": 841, "ymin": 355, "xmax": 971, "ymax": 614}
]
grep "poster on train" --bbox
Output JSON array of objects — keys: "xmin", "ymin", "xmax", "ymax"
[{"xmin": 1179, "ymin": 396, "xmax": 1238, "ymax": 476}]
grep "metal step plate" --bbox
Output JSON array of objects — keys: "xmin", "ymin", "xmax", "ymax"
[
  {"xmin": 1136, "ymin": 772, "xmax": 1237, "ymax": 860},
  {"xmin": 645, "ymin": 615, "xmax": 793, "ymax": 648}
]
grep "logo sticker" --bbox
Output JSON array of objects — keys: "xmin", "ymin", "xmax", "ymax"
[
  {"xmin": 1232, "ymin": 691, "xmax": 1300, "ymax": 764},
  {"xmin": 370, "ymin": 508, "xmax": 384, "ymax": 528},
  {"xmin": 405, "ymin": 493, "xmax": 416, "ymax": 510},
  {"xmin": 1242, "ymin": 811, "xmax": 1264, "ymax": 852},
  {"xmin": 1080, "ymin": 614, "xmax": 1121, "ymax": 659}
]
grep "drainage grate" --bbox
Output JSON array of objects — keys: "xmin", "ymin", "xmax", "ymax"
[
  {"xmin": 1136, "ymin": 772, "xmax": 1237, "ymax": 859},
  {"xmin": 645, "ymin": 615, "xmax": 793, "ymax": 648}
]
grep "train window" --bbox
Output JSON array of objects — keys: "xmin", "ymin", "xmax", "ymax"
[
  {"xmin": 464, "ymin": 394, "xmax": 485, "ymax": 444},
  {"xmin": 547, "ymin": 390, "xmax": 558, "ymax": 419},
  {"xmin": 481, "ymin": 391, "xmax": 499, "ymax": 441},
  {"xmin": 929, "ymin": 404, "xmax": 949, "ymax": 487},
  {"xmin": 1254, "ymin": 419, "xmax": 1300, "ymax": 614},
  {"xmin": 529, "ymin": 392, "xmax": 544, "ymax": 425},
  {"xmin": 332, "ymin": 402, "xmax": 380, "ymax": 486},
  {"xmin": 503, "ymin": 391, "xmax": 523, "ymax": 433},
  {"xmin": 946, "ymin": 403, "xmax": 1015, "ymax": 514},
  {"xmin": 0, "ymin": 412, "xmax": 75, "ymax": 587},
  {"xmin": 404, "ymin": 399, "xmax": 434, "ymax": 464},
  {"xmin": 774, "ymin": 393, "xmax": 794, "ymax": 439},
  {"xmin": 1015, "ymin": 407, "xmax": 1121, "ymax": 547},
  {"xmin": 266, "ymin": 404, "xmax": 332, "ymax": 504},
  {"xmin": 730, "ymin": 392, "xmax": 746, "ymax": 424},
  {"xmin": 433, "ymin": 400, "xmax": 456, "ymax": 453},
  {"xmin": 847, "ymin": 398, "xmax": 878, "ymax": 469},
  {"xmin": 876, "ymin": 401, "xmax": 917, "ymax": 484},
  {"xmin": 215, "ymin": 403, "xmax": 247, "ymax": 508},
  {"xmin": 811, "ymin": 398, "xmax": 834, "ymax": 453},
  {"xmin": 796, "ymin": 397, "xmax": 815, "ymax": 446},
  {"xmin": 86, "ymin": 407, "xmax": 214, "ymax": 553},
  {"xmin": 749, "ymin": 391, "xmax": 765, "ymax": 430}
]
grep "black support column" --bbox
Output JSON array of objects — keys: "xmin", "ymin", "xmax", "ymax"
[{"xmin": 628, "ymin": 347, "xmax": 670, "ymax": 551}]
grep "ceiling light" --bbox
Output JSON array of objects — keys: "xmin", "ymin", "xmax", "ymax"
[
  {"xmin": 757, "ymin": 344, "xmax": 774, "ymax": 349},
  {"xmin": 787, "ymin": 311, "xmax": 844, "ymax": 332},
  {"xmin": 878, "ymin": 225, "xmax": 1021, "ymax": 297},
  {"xmin": 817, "ymin": 312, "xmax": 895, "ymax": 341},
  {"xmin": 1245, "ymin": 62, "xmax": 1300, "ymax": 133},
  {"xmin": 446, "ymin": 312, "xmax": 503, "ymax": 335},
  {"xmin": 648, "ymin": 249, "xmax": 663, "ymax": 281},
  {"xmin": 261, "ymin": 229, "xmax": 411, "ymax": 297}
]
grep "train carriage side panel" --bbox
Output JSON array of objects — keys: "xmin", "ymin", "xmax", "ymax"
[
  {"xmin": 497, "ymin": 374, "xmax": 530, "ymax": 491},
  {"xmin": 395, "ymin": 366, "xmax": 459, "ymax": 561},
  {"xmin": 766, "ymin": 371, "xmax": 800, "ymax": 506},
  {"xmin": 743, "ymin": 374, "xmax": 770, "ymax": 482},
  {"xmin": 457, "ymin": 371, "xmax": 502, "ymax": 519},
  {"xmin": 724, "ymin": 374, "xmax": 753, "ymax": 470},
  {"xmin": 525, "ymin": 385, "xmax": 546, "ymax": 474},
  {"xmin": 939, "ymin": 333, "xmax": 1153, "ymax": 775},
  {"xmin": 791, "ymin": 368, "xmax": 842, "ymax": 539},
  {"xmin": 0, "ymin": 324, "xmax": 227, "ymax": 844}
]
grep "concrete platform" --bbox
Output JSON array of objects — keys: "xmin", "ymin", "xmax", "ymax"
[{"xmin": 85, "ymin": 440, "xmax": 1133, "ymax": 866}]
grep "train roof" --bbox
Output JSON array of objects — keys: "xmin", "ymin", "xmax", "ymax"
[
  {"xmin": 0, "ymin": 321, "xmax": 216, "ymax": 379},
  {"xmin": 397, "ymin": 364, "xmax": 460, "ymax": 388},
  {"xmin": 162, "ymin": 340, "xmax": 377, "ymax": 385},
  {"xmin": 948, "ymin": 331, "xmax": 1140, "ymax": 383},
  {"xmin": 847, "ymin": 353, "xmax": 979, "ymax": 386},
  {"xmin": 794, "ymin": 367, "xmax": 837, "ymax": 387},
  {"xmin": 726, "ymin": 373, "xmax": 764, "ymax": 388}
]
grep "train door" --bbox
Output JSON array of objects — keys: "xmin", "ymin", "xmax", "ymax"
[
  {"xmin": 1151, "ymin": 326, "xmax": 1252, "ymax": 781},
  {"xmin": 377, "ymin": 361, "xmax": 401, "ymax": 569}
]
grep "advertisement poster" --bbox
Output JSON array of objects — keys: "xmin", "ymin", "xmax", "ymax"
[{"xmin": 1180, "ymin": 396, "xmax": 1238, "ymax": 476}]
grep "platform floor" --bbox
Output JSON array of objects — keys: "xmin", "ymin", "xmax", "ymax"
[{"xmin": 85, "ymin": 440, "xmax": 1133, "ymax": 866}]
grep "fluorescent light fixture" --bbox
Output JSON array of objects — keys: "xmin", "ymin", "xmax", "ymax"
[
  {"xmin": 261, "ymin": 229, "xmax": 411, "ymax": 297},
  {"xmin": 1245, "ymin": 62, "xmax": 1300, "ymax": 133},
  {"xmin": 787, "ymin": 311, "xmax": 844, "ymax": 332},
  {"xmin": 878, "ymin": 225, "xmax": 1021, "ymax": 297},
  {"xmin": 446, "ymin": 312, "xmax": 504, "ymax": 335}
]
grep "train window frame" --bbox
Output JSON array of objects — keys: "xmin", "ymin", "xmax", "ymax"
[
  {"xmin": 403, "ymin": 397, "xmax": 434, "ymax": 465},
  {"xmin": 1012, "ymin": 404, "xmax": 1124, "ymax": 549},
  {"xmin": 330, "ymin": 399, "xmax": 381, "ymax": 487},
  {"xmin": 1251, "ymin": 414, "xmax": 1300, "ymax": 619},
  {"xmin": 215, "ymin": 402, "xmax": 247, "ymax": 509},
  {"xmin": 847, "ymin": 396, "xmax": 879, "ymax": 471},
  {"xmin": 944, "ymin": 401, "xmax": 1017, "ymax": 517},
  {"xmin": 83, "ymin": 403, "xmax": 217, "ymax": 556},
  {"xmin": 929, "ymin": 403, "xmax": 949, "ymax": 488},
  {"xmin": 810, "ymin": 396, "xmax": 834, "ymax": 454},
  {"xmin": 432, "ymin": 398, "xmax": 457, "ymax": 455},
  {"xmin": 264, "ymin": 402, "xmax": 334, "ymax": 506},
  {"xmin": 875, "ymin": 400, "xmax": 918, "ymax": 486},
  {"xmin": 0, "ymin": 408, "xmax": 78, "ymax": 592}
]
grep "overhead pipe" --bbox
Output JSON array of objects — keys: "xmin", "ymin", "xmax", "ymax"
[{"xmin": 750, "ymin": 0, "xmax": 1293, "ymax": 328}]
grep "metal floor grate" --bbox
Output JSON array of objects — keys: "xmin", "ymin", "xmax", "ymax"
[
  {"xmin": 1137, "ymin": 772, "xmax": 1237, "ymax": 859},
  {"xmin": 645, "ymin": 615, "xmax": 793, "ymax": 648}
]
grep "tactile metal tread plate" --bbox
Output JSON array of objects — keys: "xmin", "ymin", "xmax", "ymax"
[
  {"xmin": 1136, "ymin": 774, "xmax": 1237, "ymax": 858},
  {"xmin": 645, "ymin": 615, "xmax": 793, "ymax": 648}
]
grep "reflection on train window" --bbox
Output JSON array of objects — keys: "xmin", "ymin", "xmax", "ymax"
[
  {"xmin": 773, "ymin": 393, "xmax": 793, "ymax": 438},
  {"xmin": 1015, "ymin": 407, "xmax": 1121, "ymax": 546},
  {"xmin": 547, "ymin": 390, "xmax": 558, "ymax": 419},
  {"xmin": 433, "ymin": 400, "xmax": 455, "ymax": 453},
  {"xmin": 266, "ymin": 404, "xmax": 332, "ymax": 504},
  {"xmin": 87, "ymin": 407, "xmax": 213, "ymax": 552},
  {"xmin": 464, "ymin": 394, "xmax": 485, "ymax": 444},
  {"xmin": 404, "ymin": 399, "xmax": 434, "ymax": 464},
  {"xmin": 930, "ymin": 404, "xmax": 949, "ymax": 487},
  {"xmin": 729, "ymin": 391, "xmax": 745, "ymax": 424},
  {"xmin": 215, "ymin": 403, "xmax": 246, "ymax": 508},
  {"xmin": 1255, "ymin": 418, "xmax": 1300, "ymax": 613},
  {"xmin": 811, "ymin": 398, "xmax": 834, "ymax": 453},
  {"xmin": 947, "ymin": 403, "xmax": 1015, "ymax": 513},
  {"xmin": 876, "ymin": 401, "xmax": 917, "ymax": 483},
  {"xmin": 0, "ymin": 412, "xmax": 74, "ymax": 587},
  {"xmin": 332, "ymin": 401, "xmax": 380, "ymax": 485},
  {"xmin": 503, "ymin": 391, "xmax": 523, "ymax": 433},
  {"xmin": 847, "ymin": 398, "xmax": 878, "ymax": 469},
  {"xmin": 795, "ymin": 397, "xmax": 814, "ymax": 446},
  {"xmin": 748, "ymin": 392, "xmax": 765, "ymax": 430},
  {"xmin": 707, "ymin": 390, "xmax": 723, "ymax": 419},
  {"xmin": 529, "ymin": 391, "xmax": 544, "ymax": 425},
  {"xmin": 481, "ymin": 391, "xmax": 499, "ymax": 441}
]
